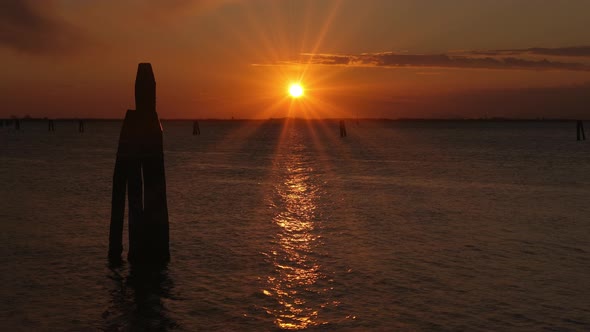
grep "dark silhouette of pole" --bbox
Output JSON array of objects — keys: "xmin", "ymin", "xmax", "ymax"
[
  {"xmin": 15, "ymin": 119, "xmax": 20, "ymax": 130},
  {"xmin": 193, "ymin": 120, "xmax": 200, "ymax": 135},
  {"xmin": 79, "ymin": 120, "xmax": 84, "ymax": 133},
  {"xmin": 339, "ymin": 120, "xmax": 347, "ymax": 137},
  {"xmin": 48, "ymin": 119, "xmax": 55, "ymax": 132},
  {"xmin": 577, "ymin": 121, "xmax": 586, "ymax": 141},
  {"xmin": 109, "ymin": 63, "xmax": 170, "ymax": 264}
]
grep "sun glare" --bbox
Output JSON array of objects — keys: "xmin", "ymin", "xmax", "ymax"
[{"xmin": 288, "ymin": 83, "xmax": 304, "ymax": 98}]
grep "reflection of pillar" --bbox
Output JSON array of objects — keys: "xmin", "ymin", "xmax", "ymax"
[
  {"xmin": 104, "ymin": 264, "xmax": 177, "ymax": 330},
  {"xmin": 109, "ymin": 63, "xmax": 170, "ymax": 264}
]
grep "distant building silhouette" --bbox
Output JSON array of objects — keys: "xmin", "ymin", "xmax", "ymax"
[{"xmin": 109, "ymin": 63, "xmax": 170, "ymax": 264}]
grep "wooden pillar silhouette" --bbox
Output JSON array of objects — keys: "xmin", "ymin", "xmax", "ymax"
[
  {"xmin": 339, "ymin": 120, "xmax": 347, "ymax": 137},
  {"xmin": 109, "ymin": 63, "xmax": 170, "ymax": 264},
  {"xmin": 193, "ymin": 120, "xmax": 200, "ymax": 135},
  {"xmin": 577, "ymin": 121, "xmax": 586, "ymax": 141}
]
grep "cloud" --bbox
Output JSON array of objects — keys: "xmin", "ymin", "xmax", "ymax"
[
  {"xmin": 100, "ymin": 0, "xmax": 237, "ymax": 23},
  {"xmin": 0, "ymin": 0, "xmax": 83, "ymax": 54},
  {"xmin": 273, "ymin": 46, "xmax": 590, "ymax": 71},
  {"xmin": 474, "ymin": 46, "xmax": 590, "ymax": 57}
]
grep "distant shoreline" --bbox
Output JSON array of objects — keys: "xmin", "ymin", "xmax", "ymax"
[{"xmin": 2, "ymin": 117, "xmax": 586, "ymax": 122}]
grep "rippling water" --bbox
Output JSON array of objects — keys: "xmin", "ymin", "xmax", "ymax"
[{"xmin": 1, "ymin": 119, "xmax": 589, "ymax": 331}]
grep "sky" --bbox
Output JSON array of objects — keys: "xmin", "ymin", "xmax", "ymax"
[{"xmin": 1, "ymin": 0, "xmax": 590, "ymax": 119}]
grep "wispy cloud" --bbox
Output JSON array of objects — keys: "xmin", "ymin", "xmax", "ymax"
[
  {"xmin": 473, "ymin": 46, "xmax": 590, "ymax": 57},
  {"xmin": 265, "ymin": 46, "xmax": 590, "ymax": 71},
  {"xmin": 0, "ymin": 0, "xmax": 84, "ymax": 54}
]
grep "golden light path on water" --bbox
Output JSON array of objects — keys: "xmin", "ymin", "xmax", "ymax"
[{"xmin": 263, "ymin": 132, "xmax": 325, "ymax": 330}]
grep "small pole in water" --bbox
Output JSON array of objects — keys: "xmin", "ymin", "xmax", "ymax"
[
  {"xmin": 339, "ymin": 120, "xmax": 347, "ymax": 137},
  {"xmin": 15, "ymin": 119, "xmax": 20, "ymax": 130},
  {"xmin": 79, "ymin": 120, "xmax": 84, "ymax": 133},
  {"xmin": 193, "ymin": 120, "xmax": 200, "ymax": 136},
  {"xmin": 577, "ymin": 120, "xmax": 586, "ymax": 141},
  {"xmin": 48, "ymin": 119, "xmax": 55, "ymax": 132}
]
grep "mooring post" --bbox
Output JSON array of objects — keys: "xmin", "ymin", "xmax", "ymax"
[
  {"xmin": 340, "ymin": 120, "xmax": 347, "ymax": 137},
  {"xmin": 193, "ymin": 120, "xmax": 200, "ymax": 136},
  {"xmin": 15, "ymin": 119, "xmax": 20, "ymax": 130},
  {"xmin": 577, "ymin": 121, "xmax": 586, "ymax": 141},
  {"xmin": 108, "ymin": 150, "xmax": 126, "ymax": 259},
  {"xmin": 109, "ymin": 63, "xmax": 170, "ymax": 264},
  {"xmin": 79, "ymin": 120, "xmax": 84, "ymax": 133}
]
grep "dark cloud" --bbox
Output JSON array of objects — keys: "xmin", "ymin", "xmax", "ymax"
[
  {"xmin": 472, "ymin": 46, "xmax": 590, "ymax": 57},
  {"xmin": 526, "ymin": 46, "xmax": 590, "ymax": 57},
  {"xmin": 294, "ymin": 50, "xmax": 590, "ymax": 71},
  {"xmin": 0, "ymin": 0, "xmax": 82, "ymax": 54}
]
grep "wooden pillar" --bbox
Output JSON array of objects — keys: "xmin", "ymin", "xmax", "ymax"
[
  {"xmin": 108, "ymin": 157, "xmax": 126, "ymax": 259},
  {"xmin": 577, "ymin": 121, "xmax": 586, "ymax": 141},
  {"xmin": 109, "ymin": 63, "xmax": 170, "ymax": 264},
  {"xmin": 193, "ymin": 120, "xmax": 200, "ymax": 135},
  {"xmin": 339, "ymin": 120, "xmax": 347, "ymax": 137}
]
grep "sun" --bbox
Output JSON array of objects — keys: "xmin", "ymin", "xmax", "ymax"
[{"xmin": 288, "ymin": 83, "xmax": 304, "ymax": 98}]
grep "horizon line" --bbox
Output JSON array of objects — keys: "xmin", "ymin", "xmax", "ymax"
[{"xmin": 3, "ymin": 117, "xmax": 588, "ymax": 122}]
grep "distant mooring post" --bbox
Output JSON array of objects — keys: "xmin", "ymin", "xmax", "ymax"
[
  {"xmin": 78, "ymin": 120, "xmax": 85, "ymax": 133},
  {"xmin": 15, "ymin": 119, "xmax": 20, "ymax": 130},
  {"xmin": 193, "ymin": 120, "xmax": 200, "ymax": 136},
  {"xmin": 577, "ymin": 121, "xmax": 586, "ymax": 141},
  {"xmin": 339, "ymin": 120, "xmax": 347, "ymax": 137},
  {"xmin": 109, "ymin": 63, "xmax": 170, "ymax": 264},
  {"xmin": 48, "ymin": 119, "xmax": 55, "ymax": 132}
]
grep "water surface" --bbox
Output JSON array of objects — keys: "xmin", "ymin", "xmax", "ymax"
[{"xmin": 1, "ymin": 120, "xmax": 589, "ymax": 330}]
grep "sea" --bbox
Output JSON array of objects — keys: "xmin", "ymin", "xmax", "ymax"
[{"xmin": 1, "ymin": 119, "xmax": 589, "ymax": 331}]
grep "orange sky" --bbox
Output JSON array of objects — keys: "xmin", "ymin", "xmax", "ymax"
[{"xmin": 2, "ymin": 0, "xmax": 590, "ymax": 119}]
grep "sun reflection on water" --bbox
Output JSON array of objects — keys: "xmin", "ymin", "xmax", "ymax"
[{"xmin": 263, "ymin": 142, "xmax": 325, "ymax": 330}]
